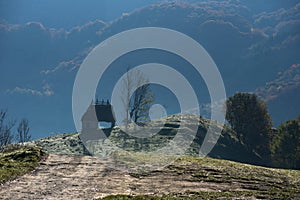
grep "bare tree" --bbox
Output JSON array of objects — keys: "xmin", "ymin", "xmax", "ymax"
[
  {"xmin": 17, "ymin": 118, "xmax": 31, "ymax": 144},
  {"xmin": 130, "ymin": 83, "xmax": 153, "ymax": 124},
  {"xmin": 121, "ymin": 68, "xmax": 153, "ymax": 127},
  {"xmin": 0, "ymin": 110, "xmax": 15, "ymax": 147}
]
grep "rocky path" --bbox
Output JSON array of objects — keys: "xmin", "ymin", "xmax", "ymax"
[{"xmin": 0, "ymin": 154, "xmax": 241, "ymax": 200}]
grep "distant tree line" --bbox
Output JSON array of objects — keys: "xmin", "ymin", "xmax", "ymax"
[
  {"xmin": 0, "ymin": 110, "xmax": 31, "ymax": 148},
  {"xmin": 226, "ymin": 93, "xmax": 300, "ymax": 169}
]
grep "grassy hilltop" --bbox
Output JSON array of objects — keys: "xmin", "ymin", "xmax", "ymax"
[
  {"xmin": 32, "ymin": 115, "xmax": 262, "ymax": 164},
  {"xmin": 0, "ymin": 115, "xmax": 299, "ymax": 199}
]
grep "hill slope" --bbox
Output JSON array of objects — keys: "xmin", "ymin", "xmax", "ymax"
[
  {"xmin": 32, "ymin": 115, "xmax": 262, "ymax": 166},
  {"xmin": 0, "ymin": 152, "xmax": 299, "ymax": 199},
  {"xmin": 1, "ymin": 115, "xmax": 299, "ymax": 199}
]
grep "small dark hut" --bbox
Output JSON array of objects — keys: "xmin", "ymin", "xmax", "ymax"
[
  {"xmin": 81, "ymin": 100, "xmax": 116, "ymax": 130},
  {"xmin": 80, "ymin": 100, "xmax": 116, "ymax": 154}
]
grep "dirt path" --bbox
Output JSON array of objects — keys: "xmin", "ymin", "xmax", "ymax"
[{"xmin": 0, "ymin": 154, "xmax": 243, "ymax": 200}]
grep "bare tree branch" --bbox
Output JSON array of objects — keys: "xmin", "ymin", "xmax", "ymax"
[
  {"xmin": 121, "ymin": 68, "xmax": 153, "ymax": 128},
  {"xmin": 17, "ymin": 118, "xmax": 31, "ymax": 144},
  {"xmin": 0, "ymin": 110, "xmax": 15, "ymax": 147}
]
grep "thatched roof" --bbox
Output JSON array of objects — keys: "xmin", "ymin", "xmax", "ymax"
[{"xmin": 81, "ymin": 103, "xmax": 116, "ymax": 123}]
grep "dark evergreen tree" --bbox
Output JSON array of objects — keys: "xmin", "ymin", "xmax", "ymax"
[
  {"xmin": 226, "ymin": 93, "xmax": 273, "ymax": 162},
  {"xmin": 271, "ymin": 119, "xmax": 300, "ymax": 169}
]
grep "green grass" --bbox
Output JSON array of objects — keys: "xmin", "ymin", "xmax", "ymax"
[
  {"xmin": 175, "ymin": 156, "xmax": 300, "ymax": 184},
  {"xmin": 104, "ymin": 152, "xmax": 300, "ymax": 199},
  {"xmin": 102, "ymin": 189, "xmax": 300, "ymax": 199},
  {"xmin": 0, "ymin": 145, "xmax": 46, "ymax": 184}
]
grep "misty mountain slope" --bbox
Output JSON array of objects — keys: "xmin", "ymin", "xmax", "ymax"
[
  {"xmin": 255, "ymin": 64, "xmax": 300, "ymax": 125},
  {"xmin": 0, "ymin": 20, "xmax": 108, "ymax": 137},
  {"xmin": 94, "ymin": 2, "xmax": 300, "ymax": 88},
  {"xmin": 0, "ymin": 20, "xmax": 107, "ymax": 77},
  {"xmin": 49, "ymin": 1, "xmax": 299, "ymax": 95},
  {"xmin": 76, "ymin": 2, "xmax": 300, "ymax": 124},
  {"xmin": 95, "ymin": 2, "xmax": 264, "ymax": 89},
  {"xmin": 1, "ymin": 1, "xmax": 299, "ymax": 138},
  {"xmin": 0, "ymin": 19, "xmax": 107, "ymax": 94}
]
